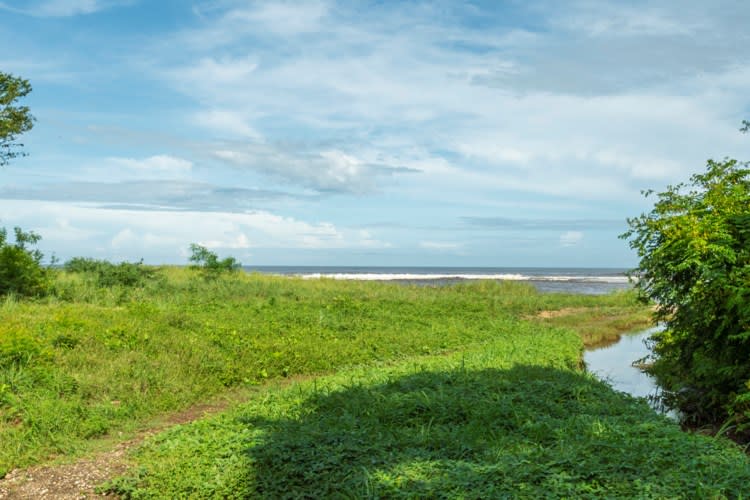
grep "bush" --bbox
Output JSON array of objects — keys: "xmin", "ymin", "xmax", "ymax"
[
  {"xmin": 622, "ymin": 157, "xmax": 750, "ymax": 433},
  {"xmin": 0, "ymin": 226, "xmax": 48, "ymax": 297},
  {"xmin": 188, "ymin": 244, "xmax": 241, "ymax": 279},
  {"xmin": 63, "ymin": 257, "xmax": 158, "ymax": 288}
]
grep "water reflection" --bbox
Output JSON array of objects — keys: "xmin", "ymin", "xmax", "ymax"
[{"xmin": 584, "ymin": 326, "xmax": 677, "ymax": 419}]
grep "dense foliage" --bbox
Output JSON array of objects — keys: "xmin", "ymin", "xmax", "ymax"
[
  {"xmin": 0, "ymin": 72, "xmax": 34, "ymax": 167},
  {"xmin": 188, "ymin": 243, "xmax": 241, "ymax": 278},
  {"xmin": 0, "ymin": 226, "xmax": 48, "ymax": 297},
  {"xmin": 63, "ymin": 257, "xmax": 158, "ymax": 288},
  {"xmin": 622, "ymin": 157, "xmax": 750, "ymax": 433}
]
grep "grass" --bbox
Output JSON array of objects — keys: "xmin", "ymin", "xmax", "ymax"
[
  {"xmin": 8, "ymin": 266, "xmax": 743, "ymax": 498},
  {"xmin": 0, "ymin": 268, "xmax": 652, "ymax": 475},
  {"xmin": 1, "ymin": 269, "xmax": 649, "ymax": 476},
  {"xmin": 103, "ymin": 328, "xmax": 750, "ymax": 499},
  {"xmin": 528, "ymin": 305, "xmax": 654, "ymax": 348}
]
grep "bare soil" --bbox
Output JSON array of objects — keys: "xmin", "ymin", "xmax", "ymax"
[
  {"xmin": 0, "ymin": 401, "xmax": 235, "ymax": 499},
  {"xmin": 533, "ymin": 307, "xmax": 589, "ymax": 319}
]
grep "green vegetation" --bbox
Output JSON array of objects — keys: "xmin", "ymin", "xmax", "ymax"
[
  {"xmin": 0, "ymin": 226, "xmax": 49, "ymax": 297},
  {"xmin": 104, "ymin": 325, "xmax": 750, "ymax": 499},
  {"xmin": 528, "ymin": 304, "xmax": 653, "ymax": 348},
  {"xmin": 2, "ymin": 269, "xmax": 646, "ymax": 476},
  {"xmin": 0, "ymin": 71, "xmax": 34, "ymax": 167},
  {"xmin": 1, "ymin": 73, "xmax": 47, "ymax": 299},
  {"xmin": 622, "ymin": 154, "xmax": 750, "ymax": 435},
  {"xmin": 188, "ymin": 243, "xmax": 241, "ymax": 279},
  {"xmin": 3, "ymin": 267, "xmax": 749, "ymax": 497},
  {"xmin": 63, "ymin": 257, "xmax": 160, "ymax": 288}
]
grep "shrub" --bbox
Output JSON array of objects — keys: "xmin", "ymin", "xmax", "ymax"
[
  {"xmin": 63, "ymin": 257, "xmax": 158, "ymax": 288},
  {"xmin": 188, "ymin": 244, "xmax": 241, "ymax": 279},
  {"xmin": 0, "ymin": 226, "xmax": 48, "ymax": 297},
  {"xmin": 622, "ymin": 157, "xmax": 750, "ymax": 433}
]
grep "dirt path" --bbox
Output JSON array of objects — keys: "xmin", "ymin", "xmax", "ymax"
[{"xmin": 0, "ymin": 400, "xmax": 235, "ymax": 499}]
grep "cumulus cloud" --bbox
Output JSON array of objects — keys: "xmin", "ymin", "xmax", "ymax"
[
  {"xmin": 143, "ymin": 0, "xmax": 749, "ymax": 201},
  {"xmin": 3, "ymin": 0, "xmax": 748, "ymax": 265},
  {"xmin": 212, "ymin": 145, "xmax": 414, "ymax": 193},
  {"xmin": 0, "ymin": 200, "xmax": 392, "ymax": 262}
]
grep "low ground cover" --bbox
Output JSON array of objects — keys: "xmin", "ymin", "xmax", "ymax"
[
  {"xmin": 1, "ymin": 268, "xmax": 649, "ymax": 476},
  {"xmin": 104, "ymin": 327, "xmax": 750, "ymax": 499}
]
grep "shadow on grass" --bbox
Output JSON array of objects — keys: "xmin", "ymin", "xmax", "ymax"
[{"xmin": 242, "ymin": 365, "xmax": 750, "ymax": 499}]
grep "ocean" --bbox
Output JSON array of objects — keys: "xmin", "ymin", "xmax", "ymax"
[{"xmin": 242, "ymin": 266, "xmax": 633, "ymax": 295}]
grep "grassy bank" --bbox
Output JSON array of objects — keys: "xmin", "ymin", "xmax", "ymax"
[
  {"xmin": 1, "ymin": 268, "xmax": 650, "ymax": 476},
  {"xmin": 104, "ymin": 328, "xmax": 750, "ymax": 498}
]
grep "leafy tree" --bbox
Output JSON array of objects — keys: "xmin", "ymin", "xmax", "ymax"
[
  {"xmin": 0, "ymin": 72, "xmax": 34, "ymax": 167},
  {"xmin": 188, "ymin": 243, "xmax": 241, "ymax": 278},
  {"xmin": 621, "ymin": 151, "xmax": 750, "ymax": 433},
  {"xmin": 0, "ymin": 226, "xmax": 49, "ymax": 296},
  {"xmin": 0, "ymin": 74, "xmax": 44, "ymax": 297}
]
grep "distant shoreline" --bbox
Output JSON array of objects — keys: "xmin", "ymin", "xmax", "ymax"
[{"xmin": 243, "ymin": 265, "xmax": 633, "ymax": 294}]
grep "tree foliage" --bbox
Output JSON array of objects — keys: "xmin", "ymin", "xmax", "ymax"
[
  {"xmin": 188, "ymin": 243, "xmax": 241, "ymax": 278},
  {"xmin": 621, "ymin": 155, "xmax": 750, "ymax": 432},
  {"xmin": 0, "ymin": 72, "xmax": 34, "ymax": 167},
  {"xmin": 0, "ymin": 226, "xmax": 49, "ymax": 296}
]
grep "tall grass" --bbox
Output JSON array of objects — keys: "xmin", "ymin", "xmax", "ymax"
[{"xmin": 1, "ymin": 268, "xmax": 649, "ymax": 476}]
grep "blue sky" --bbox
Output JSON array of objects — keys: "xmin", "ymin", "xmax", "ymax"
[{"xmin": 0, "ymin": 0, "xmax": 748, "ymax": 267}]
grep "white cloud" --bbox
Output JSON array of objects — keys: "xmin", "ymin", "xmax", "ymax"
[
  {"xmin": 4, "ymin": 0, "xmax": 749, "ymax": 266},
  {"xmin": 212, "ymin": 146, "xmax": 404, "ymax": 193},
  {"xmin": 0, "ymin": 0, "xmax": 127, "ymax": 17},
  {"xmin": 106, "ymin": 155, "xmax": 193, "ymax": 176},
  {"xmin": 146, "ymin": 1, "xmax": 749, "ymax": 202},
  {"xmin": 201, "ymin": 233, "xmax": 251, "ymax": 250},
  {"xmin": 420, "ymin": 241, "xmax": 462, "ymax": 251},
  {"xmin": 560, "ymin": 6, "xmax": 699, "ymax": 37},
  {"xmin": 559, "ymin": 231, "xmax": 584, "ymax": 247},
  {"xmin": 192, "ymin": 110, "xmax": 262, "ymax": 140},
  {"xmin": 171, "ymin": 56, "xmax": 258, "ymax": 87},
  {"xmin": 0, "ymin": 200, "xmax": 392, "ymax": 262},
  {"xmin": 224, "ymin": 1, "xmax": 329, "ymax": 35}
]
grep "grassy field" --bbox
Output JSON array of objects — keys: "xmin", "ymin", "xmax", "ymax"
[
  {"xmin": 3, "ymin": 267, "xmax": 748, "ymax": 497},
  {"xmin": 104, "ymin": 335, "xmax": 750, "ymax": 498}
]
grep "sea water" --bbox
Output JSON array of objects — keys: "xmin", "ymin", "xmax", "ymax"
[{"xmin": 244, "ymin": 266, "xmax": 632, "ymax": 295}]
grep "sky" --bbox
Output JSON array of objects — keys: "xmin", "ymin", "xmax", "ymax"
[{"xmin": 0, "ymin": 0, "xmax": 748, "ymax": 268}]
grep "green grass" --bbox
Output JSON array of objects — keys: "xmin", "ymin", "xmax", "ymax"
[
  {"xmin": 528, "ymin": 305, "xmax": 654, "ymax": 348},
  {"xmin": 2, "ymin": 267, "xmax": 656, "ymax": 480},
  {"xmin": 103, "ymin": 329, "xmax": 750, "ymax": 499}
]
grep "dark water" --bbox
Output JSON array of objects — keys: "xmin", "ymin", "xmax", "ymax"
[
  {"xmin": 244, "ymin": 266, "xmax": 633, "ymax": 295},
  {"xmin": 584, "ymin": 327, "xmax": 676, "ymax": 418}
]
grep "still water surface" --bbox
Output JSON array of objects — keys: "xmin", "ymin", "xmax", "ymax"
[{"xmin": 584, "ymin": 326, "xmax": 676, "ymax": 418}]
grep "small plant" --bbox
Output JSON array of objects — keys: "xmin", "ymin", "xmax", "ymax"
[
  {"xmin": 0, "ymin": 330, "xmax": 50, "ymax": 369},
  {"xmin": 0, "ymin": 226, "xmax": 49, "ymax": 297},
  {"xmin": 188, "ymin": 244, "xmax": 241, "ymax": 279}
]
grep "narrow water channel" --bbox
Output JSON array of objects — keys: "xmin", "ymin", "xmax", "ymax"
[{"xmin": 584, "ymin": 326, "xmax": 676, "ymax": 418}]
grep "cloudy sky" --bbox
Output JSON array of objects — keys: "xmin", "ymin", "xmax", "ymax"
[{"xmin": 0, "ymin": 0, "xmax": 748, "ymax": 267}]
